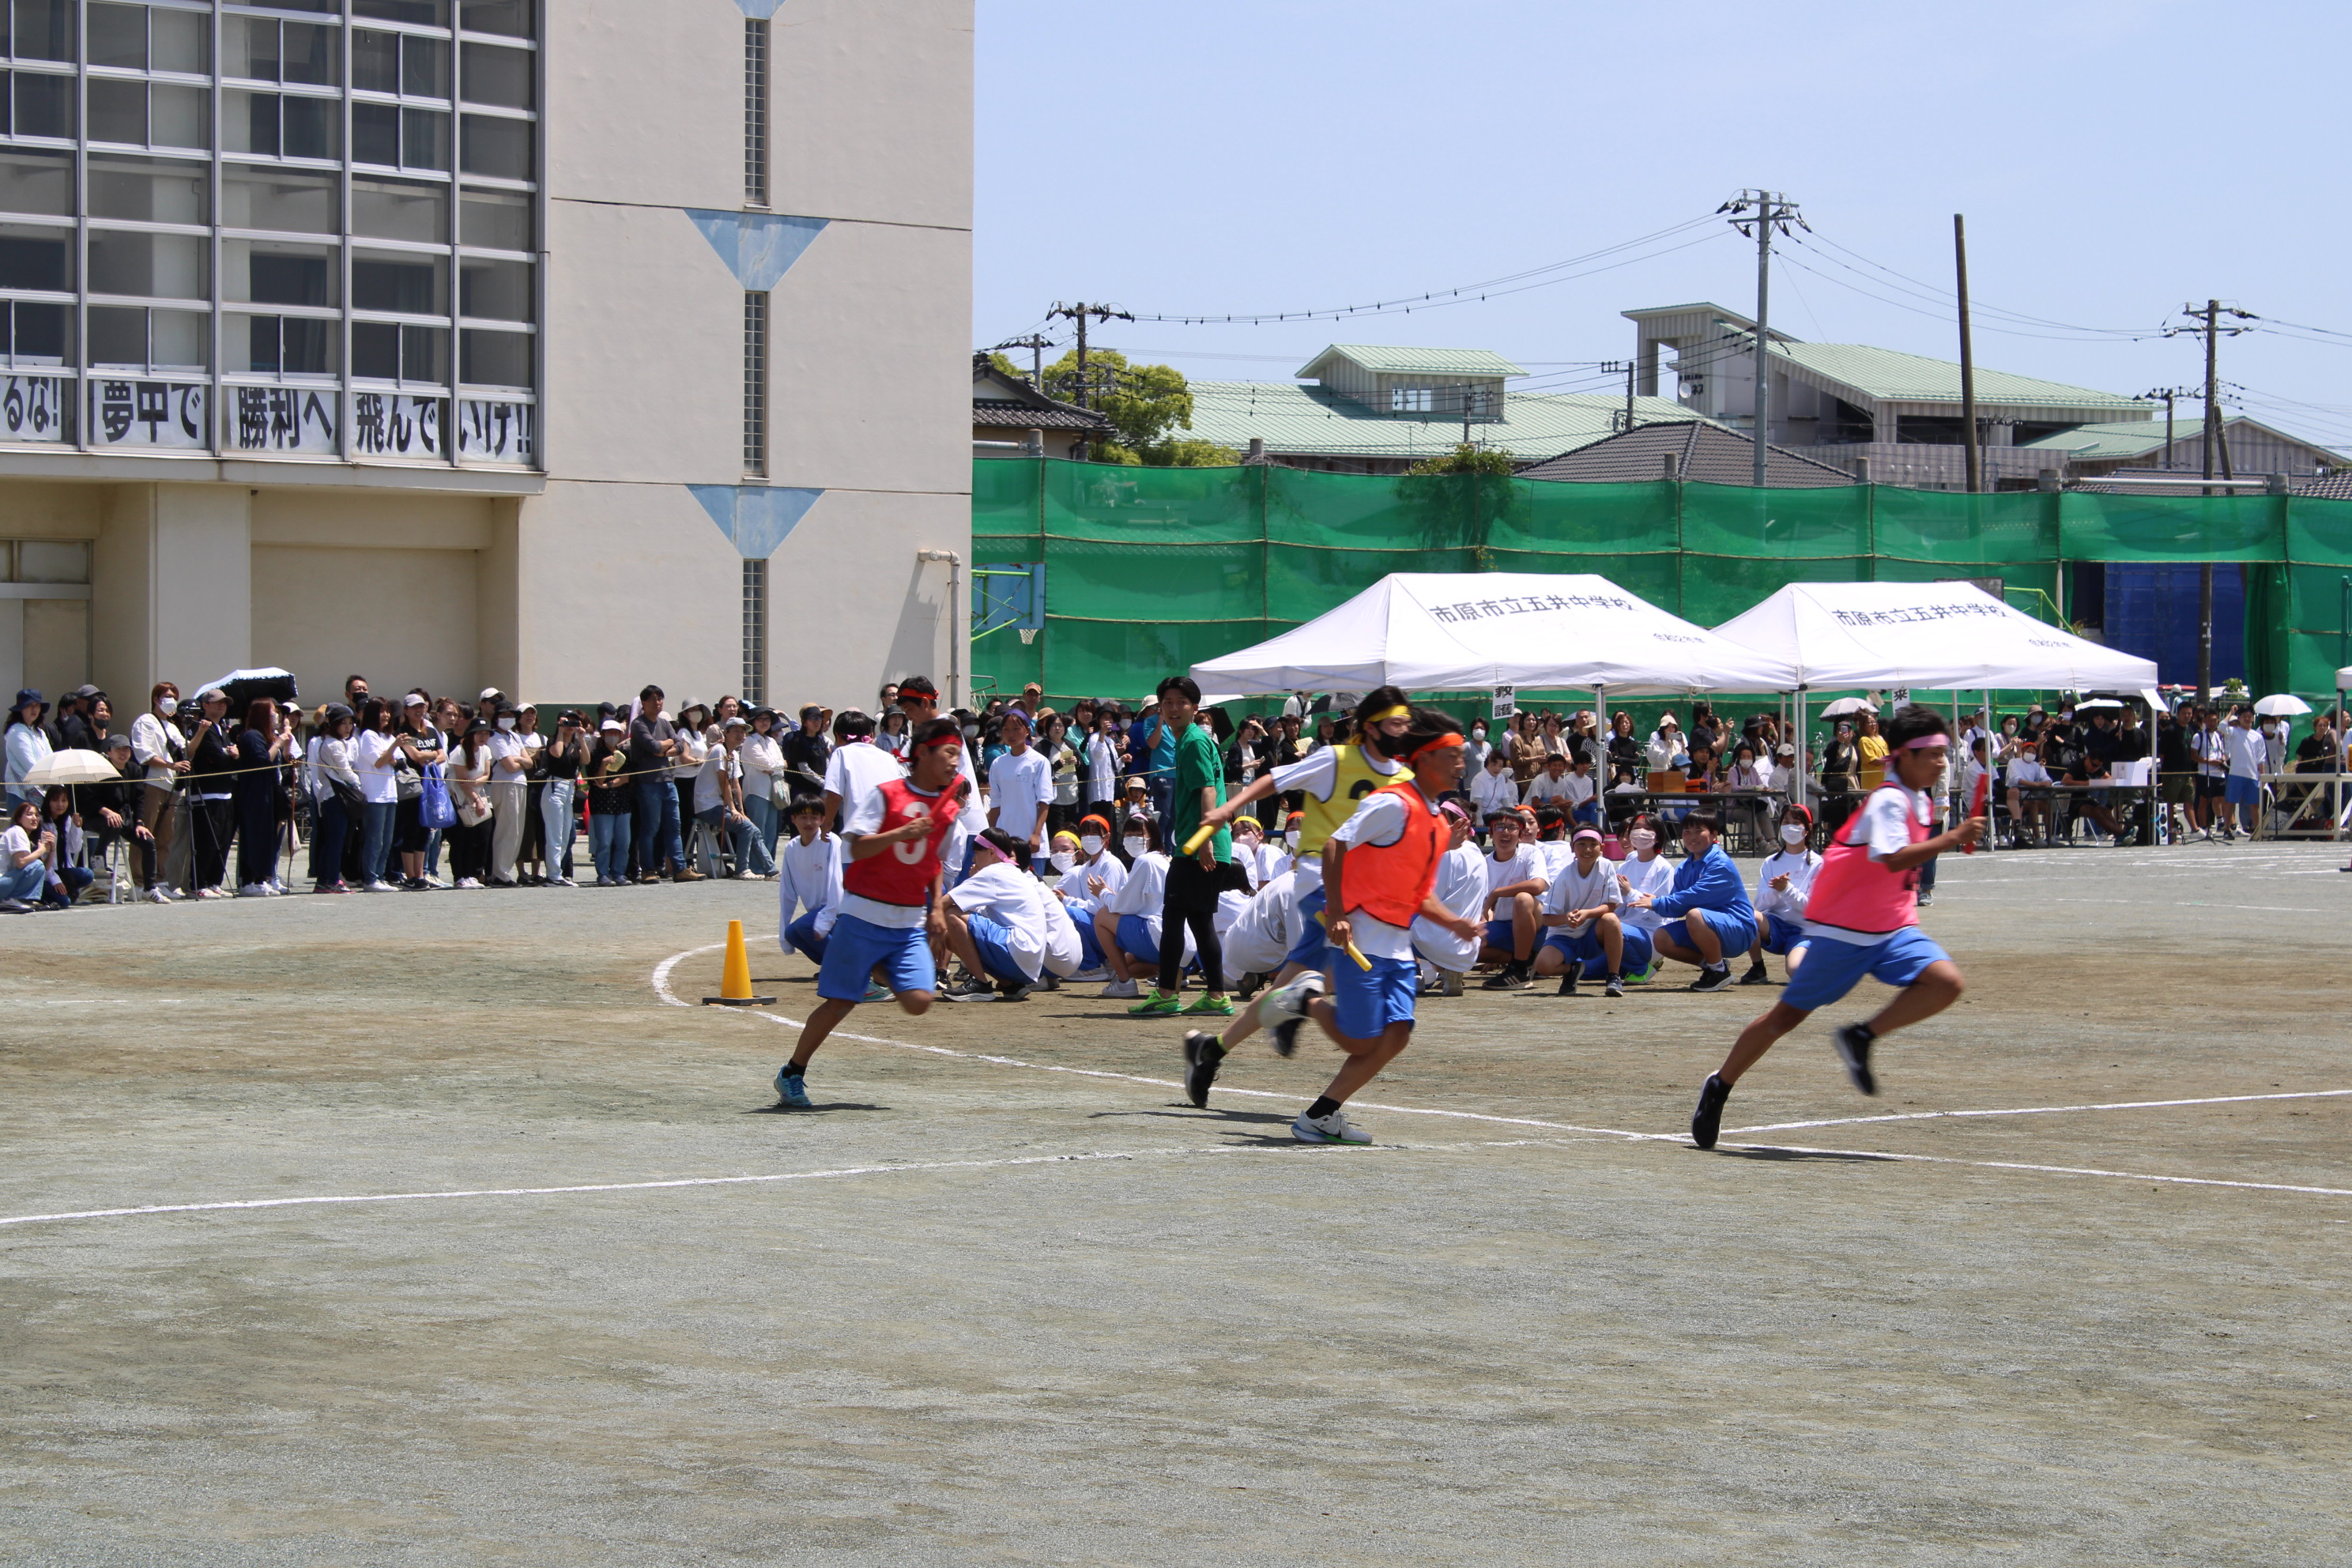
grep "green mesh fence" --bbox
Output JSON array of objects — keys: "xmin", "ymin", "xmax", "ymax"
[{"xmin": 971, "ymin": 459, "xmax": 2352, "ymax": 704}]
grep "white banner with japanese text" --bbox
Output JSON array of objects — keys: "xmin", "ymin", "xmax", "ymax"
[
  {"xmin": 458, "ymin": 398, "xmax": 534, "ymax": 465},
  {"xmin": 349, "ymin": 392, "xmax": 444, "ymax": 459},
  {"xmin": 1, "ymin": 375, "xmax": 68, "ymax": 443},
  {"xmin": 224, "ymin": 385, "xmax": 337, "ymax": 454},
  {"xmin": 90, "ymin": 379, "xmax": 206, "ymax": 448}
]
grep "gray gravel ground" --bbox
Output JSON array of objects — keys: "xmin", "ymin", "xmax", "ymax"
[{"xmin": 2, "ymin": 840, "xmax": 2346, "ymax": 1565}]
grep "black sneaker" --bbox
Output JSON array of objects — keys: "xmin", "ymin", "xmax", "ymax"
[
  {"xmin": 1234, "ymin": 971, "xmax": 1263, "ymax": 1003},
  {"xmin": 1833, "ymin": 1023, "xmax": 1878, "ymax": 1095},
  {"xmin": 1482, "ymin": 963, "xmax": 1532, "ymax": 991},
  {"xmin": 996, "ymin": 980, "xmax": 1033, "ymax": 1002},
  {"xmin": 1182, "ymin": 1031, "xmax": 1224, "ymax": 1107},
  {"xmin": 1738, "ymin": 962, "xmax": 1772, "ymax": 986},
  {"xmin": 1690, "ymin": 965, "xmax": 1734, "ymax": 993},
  {"xmin": 1555, "ymin": 971, "xmax": 1578, "ymax": 997},
  {"xmin": 1604, "ymin": 974, "xmax": 1624, "ymax": 998},
  {"xmin": 940, "ymin": 972, "xmax": 997, "ymax": 1002},
  {"xmin": 1691, "ymin": 1073, "xmax": 1732, "ymax": 1150}
]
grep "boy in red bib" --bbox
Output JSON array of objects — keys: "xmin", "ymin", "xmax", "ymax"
[
  {"xmin": 1690, "ymin": 705, "xmax": 1984, "ymax": 1149},
  {"xmin": 1247, "ymin": 708, "xmax": 1480, "ymax": 1145},
  {"xmin": 773, "ymin": 718, "xmax": 969, "ymax": 1109}
]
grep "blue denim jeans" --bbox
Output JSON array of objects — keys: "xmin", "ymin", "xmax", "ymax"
[
  {"xmin": 361, "ymin": 800, "xmax": 398, "ymax": 884},
  {"xmin": 634, "ymin": 775, "xmax": 682, "ymax": 875},
  {"xmin": 2, "ymin": 859, "xmax": 48, "ymax": 902},
  {"xmin": 540, "ymin": 778, "xmax": 578, "ymax": 879},
  {"xmin": 697, "ymin": 804, "xmax": 776, "ymax": 877},
  {"xmin": 744, "ymin": 793, "xmax": 780, "ymax": 864},
  {"xmin": 590, "ymin": 808, "xmax": 631, "ymax": 881},
  {"xmin": 785, "ymin": 908, "xmax": 828, "ymax": 964}
]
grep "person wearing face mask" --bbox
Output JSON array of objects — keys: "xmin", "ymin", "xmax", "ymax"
[
  {"xmin": 940, "ymin": 829, "xmax": 1085, "ymax": 1002},
  {"xmin": 1049, "ymin": 815, "xmax": 1125, "ymax": 981},
  {"xmin": 1613, "ymin": 813, "xmax": 1675, "ymax": 944},
  {"xmin": 1094, "ymin": 814, "xmax": 1171, "ymax": 999},
  {"xmin": 1741, "ymin": 803, "xmax": 1822, "ymax": 985},
  {"xmin": 1461, "ymin": 720, "xmax": 1492, "ymax": 778},
  {"xmin": 1265, "ymin": 810, "xmax": 1301, "ymax": 880},
  {"xmin": 130, "ymin": 682, "xmax": 191, "ymax": 900}
]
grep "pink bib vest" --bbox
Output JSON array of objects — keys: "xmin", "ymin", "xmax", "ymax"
[{"xmin": 1804, "ymin": 783, "xmax": 1932, "ymax": 936}]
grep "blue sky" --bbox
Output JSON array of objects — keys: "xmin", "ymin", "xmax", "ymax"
[{"xmin": 974, "ymin": 0, "xmax": 2352, "ymax": 450}]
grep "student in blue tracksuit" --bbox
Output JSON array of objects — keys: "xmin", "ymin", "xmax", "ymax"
[{"xmin": 1628, "ymin": 811, "xmax": 1757, "ymax": 993}]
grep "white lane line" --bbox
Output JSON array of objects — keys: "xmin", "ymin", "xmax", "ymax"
[
  {"xmin": 1729, "ymin": 1088, "xmax": 2352, "ymax": 1134},
  {"xmin": 1714, "ymin": 1141, "xmax": 2352, "ymax": 1198},
  {"xmin": 0, "ymin": 1138, "xmax": 1581, "ymax": 1231},
  {"xmin": 653, "ymin": 945, "xmax": 2352, "ymax": 1198}
]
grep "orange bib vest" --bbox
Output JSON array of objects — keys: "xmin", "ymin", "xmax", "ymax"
[{"xmin": 1339, "ymin": 778, "xmax": 1448, "ymax": 929}]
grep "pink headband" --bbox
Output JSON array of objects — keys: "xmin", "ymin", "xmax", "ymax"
[{"xmin": 1898, "ymin": 735, "xmax": 1950, "ymax": 751}]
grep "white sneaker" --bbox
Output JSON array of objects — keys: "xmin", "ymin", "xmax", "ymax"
[
  {"xmin": 1069, "ymin": 967, "xmax": 1110, "ymax": 983},
  {"xmin": 196, "ymin": 887, "xmax": 228, "ymax": 900},
  {"xmin": 1099, "ymin": 978, "xmax": 1140, "ymax": 999},
  {"xmin": 236, "ymin": 884, "xmax": 266, "ymax": 897},
  {"xmin": 1255, "ymin": 972, "xmax": 1323, "ymax": 1030},
  {"xmin": 146, "ymin": 887, "xmax": 171, "ymax": 905},
  {"xmin": 365, "ymin": 879, "xmax": 397, "ymax": 892},
  {"xmin": 457, "ymin": 877, "xmax": 482, "ymax": 889},
  {"xmin": 1292, "ymin": 1108, "xmax": 1371, "ymax": 1144}
]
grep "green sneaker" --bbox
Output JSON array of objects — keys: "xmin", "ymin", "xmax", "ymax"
[
  {"xmin": 1127, "ymin": 992, "xmax": 1185, "ymax": 1017},
  {"xmin": 1182, "ymin": 994, "xmax": 1237, "ymax": 1017}
]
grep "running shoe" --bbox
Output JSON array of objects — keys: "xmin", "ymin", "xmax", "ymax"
[
  {"xmin": 940, "ymin": 973, "xmax": 997, "ymax": 1002},
  {"xmin": 1182, "ymin": 1031, "xmax": 1224, "ymax": 1107},
  {"xmin": 1604, "ymin": 974, "xmax": 1624, "ymax": 998},
  {"xmin": 1099, "ymin": 978, "xmax": 1140, "ymax": 1000},
  {"xmin": 1689, "ymin": 965, "xmax": 1734, "ymax": 993},
  {"xmin": 1182, "ymin": 994, "xmax": 1236, "ymax": 1017},
  {"xmin": 1127, "ymin": 992, "xmax": 1184, "ymax": 1018},
  {"xmin": 1555, "ymin": 971, "xmax": 1578, "ymax": 997},
  {"xmin": 859, "ymin": 983, "xmax": 891, "ymax": 1004},
  {"xmin": 1738, "ymin": 962, "xmax": 1772, "ymax": 986},
  {"xmin": 1690, "ymin": 1072, "xmax": 1732, "ymax": 1149},
  {"xmin": 1441, "ymin": 971, "xmax": 1464, "ymax": 997},
  {"xmin": 996, "ymin": 980, "xmax": 1034, "ymax": 1002},
  {"xmin": 1833, "ymin": 1023, "xmax": 1878, "ymax": 1096},
  {"xmin": 1292, "ymin": 1108, "xmax": 1371, "ymax": 1145},
  {"xmin": 1257, "ymin": 973, "xmax": 1324, "ymax": 1057},
  {"xmin": 773, "ymin": 1066, "xmax": 812, "ymax": 1109},
  {"xmin": 1917, "ymin": 891, "xmax": 1935, "ymax": 907},
  {"xmin": 1069, "ymin": 967, "xmax": 1110, "ymax": 983},
  {"xmin": 1482, "ymin": 963, "xmax": 1532, "ymax": 990},
  {"xmin": 146, "ymin": 888, "xmax": 171, "ymax": 904}
]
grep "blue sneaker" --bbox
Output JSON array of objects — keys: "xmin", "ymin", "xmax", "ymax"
[{"xmin": 773, "ymin": 1066, "xmax": 812, "ymax": 1108}]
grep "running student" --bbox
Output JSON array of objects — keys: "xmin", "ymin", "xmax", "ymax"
[
  {"xmin": 1690, "ymin": 705, "xmax": 1984, "ymax": 1150},
  {"xmin": 1189, "ymin": 707, "xmax": 1480, "ymax": 1144},
  {"xmin": 771, "ymin": 717, "xmax": 969, "ymax": 1109}
]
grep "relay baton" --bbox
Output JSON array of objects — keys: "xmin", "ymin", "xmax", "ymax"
[
  {"xmin": 1182, "ymin": 822, "xmax": 1216, "ymax": 856},
  {"xmin": 1962, "ymin": 773, "xmax": 1988, "ymax": 854},
  {"xmin": 1343, "ymin": 939, "xmax": 1373, "ymax": 971}
]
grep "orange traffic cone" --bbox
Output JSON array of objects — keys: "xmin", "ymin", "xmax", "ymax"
[{"xmin": 703, "ymin": 918, "xmax": 775, "ymax": 1006}]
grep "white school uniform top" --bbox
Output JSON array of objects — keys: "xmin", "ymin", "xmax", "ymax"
[
  {"xmin": 1106, "ymin": 849, "xmax": 1170, "ymax": 949},
  {"xmin": 824, "ymin": 739, "xmax": 904, "ymax": 807},
  {"xmin": 777, "ymin": 832, "xmax": 844, "ymax": 934},
  {"xmin": 988, "ymin": 747, "xmax": 1054, "ymax": 841},
  {"xmin": 1542, "ymin": 858, "xmax": 1620, "ymax": 932},
  {"xmin": 948, "ymin": 861, "xmax": 1057, "ymax": 982},
  {"xmin": 1085, "ymin": 734, "xmax": 1123, "ymax": 801},
  {"xmin": 1468, "ymin": 767, "xmax": 1521, "ymax": 819},
  {"xmin": 1225, "ymin": 870, "xmax": 1302, "ymax": 976},
  {"xmin": 1483, "ymin": 844, "xmax": 1547, "ymax": 903},
  {"xmin": 1751, "ymin": 848, "xmax": 1821, "ymax": 924},
  {"xmin": 1524, "ymin": 771, "xmax": 1578, "ymax": 805},
  {"xmin": 1616, "ymin": 852, "xmax": 1675, "ymax": 932},
  {"xmin": 1058, "ymin": 849, "xmax": 1128, "ymax": 906},
  {"xmin": 1533, "ymin": 839, "xmax": 1577, "ymax": 880},
  {"xmin": 1412, "ymin": 839, "xmax": 1489, "ymax": 971}
]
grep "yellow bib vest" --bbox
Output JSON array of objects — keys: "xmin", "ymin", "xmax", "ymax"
[{"xmin": 1296, "ymin": 744, "xmax": 1400, "ymax": 858}]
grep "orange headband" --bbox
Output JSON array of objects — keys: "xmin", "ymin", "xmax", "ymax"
[{"xmin": 1408, "ymin": 732, "xmax": 1465, "ymax": 760}]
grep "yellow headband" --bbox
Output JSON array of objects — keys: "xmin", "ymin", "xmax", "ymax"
[{"xmin": 1364, "ymin": 705, "xmax": 1411, "ymax": 724}]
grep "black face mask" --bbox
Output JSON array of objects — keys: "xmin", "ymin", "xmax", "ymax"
[{"xmin": 1370, "ymin": 727, "xmax": 1415, "ymax": 758}]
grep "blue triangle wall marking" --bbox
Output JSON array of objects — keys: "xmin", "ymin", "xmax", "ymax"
[
  {"xmin": 691, "ymin": 484, "xmax": 825, "ymax": 559},
  {"xmin": 737, "ymin": 0, "xmax": 784, "ymax": 16},
  {"xmin": 684, "ymin": 210, "xmax": 830, "ymax": 290}
]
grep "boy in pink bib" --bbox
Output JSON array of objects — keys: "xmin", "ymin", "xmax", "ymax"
[{"xmin": 1690, "ymin": 705, "xmax": 1984, "ymax": 1149}]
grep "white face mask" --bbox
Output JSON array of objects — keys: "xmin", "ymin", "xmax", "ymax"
[
  {"xmin": 2261, "ymin": 722, "xmax": 2278, "ymax": 735},
  {"xmin": 1285, "ymin": 829, "xmax": 1301, "ymax": 846},
  {"xmin": 1122, "ymin": 835, "xmax": 1150, "ymax": 858},
  {"xmin": 1628, "ymin": 829, "xmax": 1657, "ymax": 852},
  {"xmin": 496, "ymin": 717, "xmax": 516, "ymax": 731},
  {"xmin": 157, "ymin": 697, "xmax": 178, "ymax": 717},
  {"xmin": 1780, "ymin": 824, "xmax": 1807, "ymax": 846},
  {"xmin": 1049, "ymin": 850, "xmax": 1076, "ymax": 873},
  {"xmin": 1471, "ymin": 727, "xmax": 1486, "ymax": 740},
  {"xmin": 1078, "ymin": 835, "xmax": 1104, "ymax": 856}
]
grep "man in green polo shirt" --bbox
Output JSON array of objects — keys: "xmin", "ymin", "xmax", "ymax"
[{"xmin": 1131, "ymin": 674, "xmax": 1242, "ymax": 1018}]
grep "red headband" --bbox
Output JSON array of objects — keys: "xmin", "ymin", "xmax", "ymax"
[
  {"xmin": 1408, "ymin": 732, "xmax": 1466, "ymax": 761},
  {"xmin": 914, "ymin": 731, "xmax": 962, "ymax": 752}
]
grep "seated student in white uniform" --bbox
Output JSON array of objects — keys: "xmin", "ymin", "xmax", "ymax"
[
  {"xmin": 1611, "ymin": 812, "xmax": 1675, "ymax": 982},
  {"xmin": 1046, "ymin": 815, "xmax": 1125, "ymax": 980},
  {"xmin": 1476, "ymin": 809, "xmax": 1550, "ymax": 989},
  {"xmin": 1468, "ymin": 748, "xmax": 1521, "ymax": 824},
  {"xmin": 1095, "ymin": 812, "xmax": 1171, "ymax": 998},
  {"xmin": 1532, "ymin": 826, "xmax": 1644, "ymax": 997},
  {"xmin": 776, "ymin": 793, "xmax": 846, "ymax": 966},
  {"xmin": 1223, "ymin": 868, "xmax": 1302, "ymax": 994},
  {"xmin": 1741, "ymin": 801, "xmax": 1822, "ymax": 986},
  {"xmin": 942, "ymin": 828, "xmax": 1083, "ymax": 1001},
  {"xmin": 1411, "ymin": 801, "xmax": 1486, "ymax": 994}
]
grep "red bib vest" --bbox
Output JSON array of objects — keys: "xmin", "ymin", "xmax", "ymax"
[
  {"xmin": 1803, "ymin": 782, "xmax": 1932, "ymax": 937},
  {"xmin": 841, "ymin": 776, "xmax": 963, "ymax": 906},
  {"xmin": 1339, "ymin": 778, "xmax": 1448, "ymax": 929}
]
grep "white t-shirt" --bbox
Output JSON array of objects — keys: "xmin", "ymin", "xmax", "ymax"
[
  {"xmin": 949, "ymin": 861, "xmax": 1054, "ymax": 982},
  {"xmin": 2, "ymin": 823, "xmax": 35, "ymax": 863},
  {"xmin": 1483, "ymin": 844, "xmax": 1547, "ymax": 903},
  {"xmin": 1853, "ymin": 783, "xmax": 1933, "ymax": 861},
  {"xmin": 824, "ymin": 739, "xmax": 904, "ymax": 812},
  {"xmin": 988, "ymin": 747, "xmax": 1054, "ymax": 841},
  {"xmin": 355, "ymin": 729, "xmax": 401, "ymax": 805},
  {"xmin": 740, "ymin": 732, "xmax": 783, "ymax": 802},
  {"xmin": 1468, "ymin": 767, "xmax": 1520, "ymax": 818},
  {"xmin": 1525, "ymin": 771, "xmax": 1580, "ymax": 805},
  {"xmin": 1752, "ymin": 847, "xmax": 1821, "ymax": 923},
  {"xmin": 1106, "ymin": 849, "xmax": 1169, "ymax": 952},
  {"xmin": 1617, "ymin": 852, "xmax": 1675, "ymax": 931},
  {"xmin": 1542, "ymin": 858, "xmax": 1620, "ymax": 930},
  {"xmin": 1224, "ymin": 870, "xmax": 1302, "ymax": 975},
  {"xmin": 670, "ymin": 726, "xmax": 707, "ymax": 781},
  {"xmin": 1411, "ymin": 839, "xmax": 1488, "ymax": 972},
  {"xmin": 1085, "ymin": 733, "xmax": 1123, "ymax": 800},
  {"xmin": 1325, "ymin": 782, "xmax": 1441, "ymax": 961},
  {"xmin": 1532, "ymin": 838, "xmax": 1577, "ymax": 880},
  {"xmin": 694, "ymin": 746, "xmax": 741, "ymax": 815},
  {"xmin": 2220, "ymin": 723, "xmax": 2263, "ymax": 779},
  {"xmin": 1057, "ymin": 848, "xmax": 1128, "ymax": 907},
  {"xmin": 777, "ymin": 831, "xmax": 843, "ymax": 933}
]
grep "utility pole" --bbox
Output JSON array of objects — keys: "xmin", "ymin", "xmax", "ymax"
[
  {"xmin": 1601, "ymin": 360, "xmax": 1635, "ymax": 432},
  {"xmin": 2165, "ymin": 301, "xmax": 2253, "ymax": 699},
  {"xmin": 1954, "ymin": 214, "xmax": 1980, "ymax": 494},
  {"xmin": 1722, "ymin": 190, "xmax": 1804, "ymax": 488},
  {"xmin": 1046, "ymin": 302, "xmax": 1133, "ymax": 460},
  {"xmin": 2139, "ymin": 386, "xmax": 2197, "ymax": 470},
  {"xmin": 990, "ymin": 333, "xmax": 1054, "ymax": 386}
]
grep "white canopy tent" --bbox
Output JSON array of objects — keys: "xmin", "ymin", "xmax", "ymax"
[
  {"xmin": 1711, "ymin": 581, "xmax": 2157, "ymax": 692},
  {"xmin": 1190, "ymin": 572, "xmax": 1800, "ymax": 697}
]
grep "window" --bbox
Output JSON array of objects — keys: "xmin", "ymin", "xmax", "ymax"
[
  {"xmin": 87, "ymin": 4, "xmax": 206, "ymax": 74},
  {"xmin": 87, "ymin": 154, "xmax": 207, "ymax": 224},
  {"xmin": 354, "ymin": 29, "xmax": 446, "ymax": 97},
  {"xmin": 459, "ymin": 41, "xmax": 530, "ymax": 108},
  {"xmin": 1390, "ymin": 386, "xmax": 1434, "ymax": 413},
  {"xmin": 87, "ymin": 304, "xmax": 207, "ymax": 371},
  {"xmin": 0, "ymin": 223, "xmax": 70, "ymax": 289},
  {"xmin": 87, "ymin": 229, "xmax": 207, "ymax": 300},
  {"xmin": 743, "ymin": 292, "xmax": 766, "ymax": 475},
  {"xmin": 351, "ymin": 321, "xmax": 443, "ymax": 383},
  {"xmin": 354, "ymin": 0, "xmax": 448, "ymax": 24},
  {"xmin": 741, "ymin": 559, "xmax": 767, "ymax": 706},
  {"xmin": 87, "ymin": 79, "xmax": 209, "ymax": 150},
  {"xmin": 6, "ymin": 70, "xmax": 74, "ymax": 139},
  {"xmin": 238, "ymin": 314, "xmax": 334, "ymax": 375},
  {"xmin": 0, "ymin": 149, "xmax": 70, "ymax": 214},
  {"xmin": 353, "ymin": 177, "xmax": 447, "ymax": 242},
  {"xmin": 228, "ymin": 91, "xmax": 339, "ymax": 160},
  {"xmin": 459, "ymin": 0, "xmax": 531, "ymax": 39},
  {"xmin": 458, "ymin": 326, "xmax": 528, "ymax": 387},
  {"xmin": 353, "ymin": 101, "xmax": 449, "ymax": 170},
  {"xmin": 458, "ymin": 255, "xmax": 530, "ymax": 321},
  {"xmin": 458, "ymin": 187, "xmax": 528, "ymax": 250},
  {"xmin": 221, "ymin": 167, "xmax": 339, "ymax": 233},
  {"xmin": 353, "ymin": 251, "xmax": 446, "ymax": 314},
  {"xmin": 2, "ymin": 298, "xmax": 68, "ymax": 364},
  {"xmin": 227, "ymin": 240, "xmax": 337, "ymax": 307},
  {"xmin": 743, "ymin": 19, "xmax": 767, "ymax": 206},
  {"xmin": 6, "ymin": 2, "xmax": 74, "ymax": 62},
  {"xmin": 458, "ymin": 114, "xmax": 530, "ymax": 179}
]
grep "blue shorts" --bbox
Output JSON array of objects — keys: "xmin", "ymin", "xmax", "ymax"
[
  {"xmin": 1782, "ymin": 925, "xmax": 1950, "ymax": 1013},
  {"xmin": 1760, "ymin": 914, "xmax": 1807, "ymax": 956},
  {"xmin": 2224, "ymin": 775, "xmax": 2260, "ymax": 807},
  {"xmin": 816, "ymin": 911, "xmax": 936, "ymax": 1002},
  {"xmin": 1483, "ymin": 916, "xmax": 1520, "ymax": 952},
  {"xmin": 784, "ymin": 909, "xmax": 829, "ymax": 965},
  {"xmin": 1116, "ymin": 913, "xmax": 1160, "ymax": 963},
  {"xmin": 1284, "ymin": 884, "xmax": 1330, "ymax": 970},
  {"xmin": 965, "ymin": 912, "xmax": 1035, "ymax": 986},
  {"xmin": 1670, "ymin": 907, "xmax": 1758, "ymax": 956},
  {"xmin": 1542, "ymin": 922, "xmax": 1653, "ymax": 978},
  {"xmin": 1330, "ymin": 951, "xmax": 1419, "ymax": 1040}
]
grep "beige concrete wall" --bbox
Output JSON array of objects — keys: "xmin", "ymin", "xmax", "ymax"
[
  {"xmin": 87, "ymin": 483, "xmax": 254, "ymax": 698},
  {"xmin": 545, "ymin": 0, "xmax": 741, "ymax": 212},
  {"xmin": 251, "ymin": 544, "xmax": 480, "ymax": 706},
  {"xmin": 514, "ymin": 479, "xmax": 741, "ymax": 703},
  {"xmin": 765, "ymin": 487, "xmax": 963, "ymax": 707},
  {"xmin": 770, "ymin": 0, "xmax": 974, "ymax": 231},
  {"xmin": 251, "ymin": 490, "xmax": 496, "ymax": 552}
]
